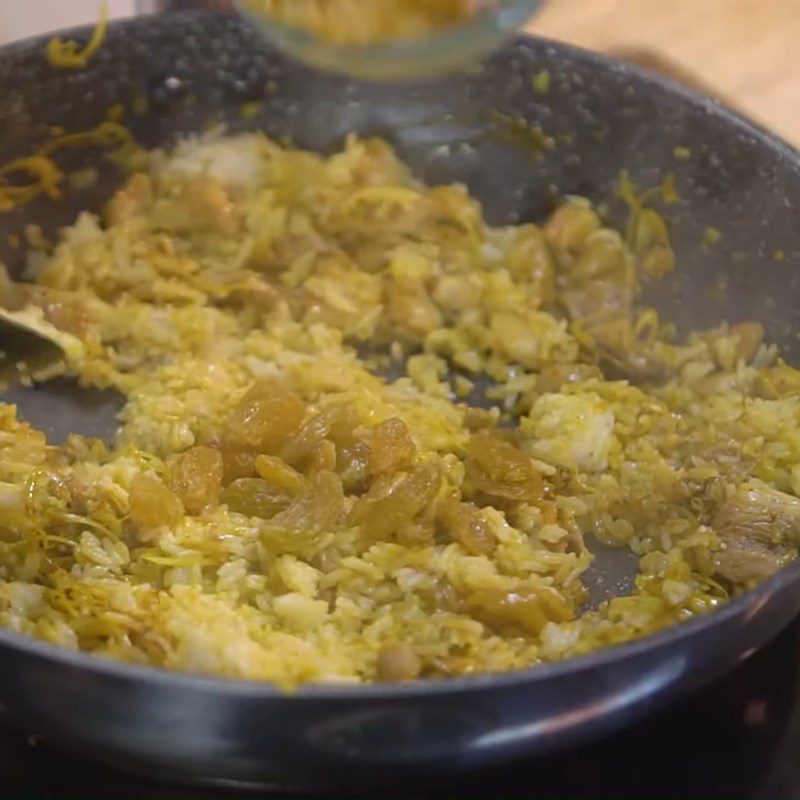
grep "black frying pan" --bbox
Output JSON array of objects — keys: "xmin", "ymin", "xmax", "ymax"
[{"xmin": 1, "ymin": 12, "xmax": 800, "ymax": 791}]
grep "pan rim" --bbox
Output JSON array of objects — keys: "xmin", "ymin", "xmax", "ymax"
[{"xmin": 0, "ymin": 15, "xmax": 799, "ymax": 700}]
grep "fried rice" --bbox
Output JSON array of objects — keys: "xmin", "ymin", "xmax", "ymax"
[{"xmin": 0, "ymin": 131, "xmax": 798, "ymax": 690}]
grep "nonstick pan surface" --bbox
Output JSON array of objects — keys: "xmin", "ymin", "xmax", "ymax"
[{"xmin": 0, "ymin": 12, "xmax": 799, "ymax": 789}]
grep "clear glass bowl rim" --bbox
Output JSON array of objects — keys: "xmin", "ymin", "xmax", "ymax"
[{"xmin": 236, "ymin": 0, "xmax": 543, "ymax": 79}]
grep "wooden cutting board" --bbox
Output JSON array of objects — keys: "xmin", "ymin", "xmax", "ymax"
[{"xmin": 527, "ymin": 0, "xmax": 800, "ymax": 146}]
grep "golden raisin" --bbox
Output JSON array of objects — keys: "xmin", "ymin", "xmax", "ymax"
[
  {"xmin": 254, "ymin": 455, "xmax": 305, "ymax": 493},
  {"xmin": 222, "ymin": 478, "xmax": 293, "ymax": 519},
  {"xmin": 465, "ymin": 433, "xmax": 543, "ymax": 503},
  {"xmin": 351, "ymin": 463, "xmax": 440, "ymax": 540},
  {"xmin": 129, "ymin": 474, "xmax": 183, "ymax": 530},
  {"xmin": 466, "ymin": 584, "xmax": 573, "ymax": 636},
  {"xmin": 270, "ymin": 470, "xmax": 345, "ymax": 532},
  {"xmin": 538, "ymin": 501, "xmax": 559, "ymax": 527},
  {"xmin": 370, "ymin": 417, "xmax": 416, "ymax": 475},
  {"xmin": 281, "ymin": 405, "xmax": 355, "ymax": 469},
  {"xmin": 437, "ymin": 496, "xmax": 495, "ymax": 556},
  {"xmin": 396, "ymin": 522, "xmax": 436, "ymax": 547},
  {"xmin": 282, "ymin": 405, "xmax": 373, "ymax": 489},
  {"xmin": 223, "ymin": 380, "xmax": 306, "ymax": 453},
  {"xmin": 337, "ymin": 439, "xmax": 372, "ymax": 492},
  {"xmin": 220, "ymin": 449, "xmax": 258, "ymax": 485},
  {"xmin": 308, "ymin": 440, "xmax": 337, "ymax": 473},
  {"xmin": 167, "ymin": 446, "xmax": 223, "ymax": 515},
  {"xmin": 376, "ymin": 642, "xmax": 422, "ymax": 682}
]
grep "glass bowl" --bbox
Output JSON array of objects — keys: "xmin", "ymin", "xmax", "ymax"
[{"xmin": 236, "ymin": 0, "xmax": 543, "ymax": 80}]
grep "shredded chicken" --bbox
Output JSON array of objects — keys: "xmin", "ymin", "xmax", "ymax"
[{"xmin": 712, "ymin": 482, "xmax": 800, "ymax": 584}]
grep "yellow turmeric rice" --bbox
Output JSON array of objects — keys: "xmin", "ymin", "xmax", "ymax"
[
  {"xmin": 245, "ymin": 0, "xmax": 474, "ymax": 45},
  {"xmin": 0, "ymin": 131, "xmax": 798, "ymax": 690}
]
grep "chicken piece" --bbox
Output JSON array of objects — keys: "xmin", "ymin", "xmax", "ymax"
[
  {"xmin": 550, "ymin": 211, "xmax": 676, "ymax": 382},
  {"xmin": 731, "ymin": 322, "xmax": 764, "ymax": 364},
  {"xmin": 561, "ymin": 280, "xmax": 632, "ymax": 326},
  {"xmin": 104, "ymin": 173, "xmax": 153, "ymax": 225},
  {"xmin": 385, "ymin": 276, "xmax": 442, "ymax": 340},
  {"xmin": 756, "ymin": 361, "xmax": 800, "ymax": 399},
  {"xmin": 152, "ymin": 176, "xmax": 239, "ymax": 236},
  {"xmin": 376, "ymin": 642, "xmax": 422, "ymax": 682},
  {"xmin": 536, "ymin": 363, "xmax": 601, "ymax": 393},
  {"xmin": 432, "ymin": 274, "xmax": 482, "ymax": 314},
  {"xmin": 544, "ymin": 202, "xmax": 601, "ymax": 262},
  {"xmin": 489, "ymin": 311, "xmax": 574, "ymax": 370},
  {"xmin": 16, "ymin": 285, "xmax": 90, "ymax": 338},
  {"xmin": 504, "ymin": 224, "xmax": 555, "ymax": 308},
  {"xmin": 628, "ymin": 207, "xmax": 675, "ymax": 280},
  {"xmin": 300, "ymin": 253, "xmax": 383, "ymax": 338},
  {"xmin": 526, "ymin": 391, "xmax": 615, "ymax": 473},
  {"xmin": 712, "ymin": 482, "xmax": 800, "ymax": 585},
  {"xmin": 583, "ymin": 316, "xmax": 669, "ymax": 382},
  {"xmin": 164, "ymin": 134, "xmax": 265, "ymax": 191}
]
